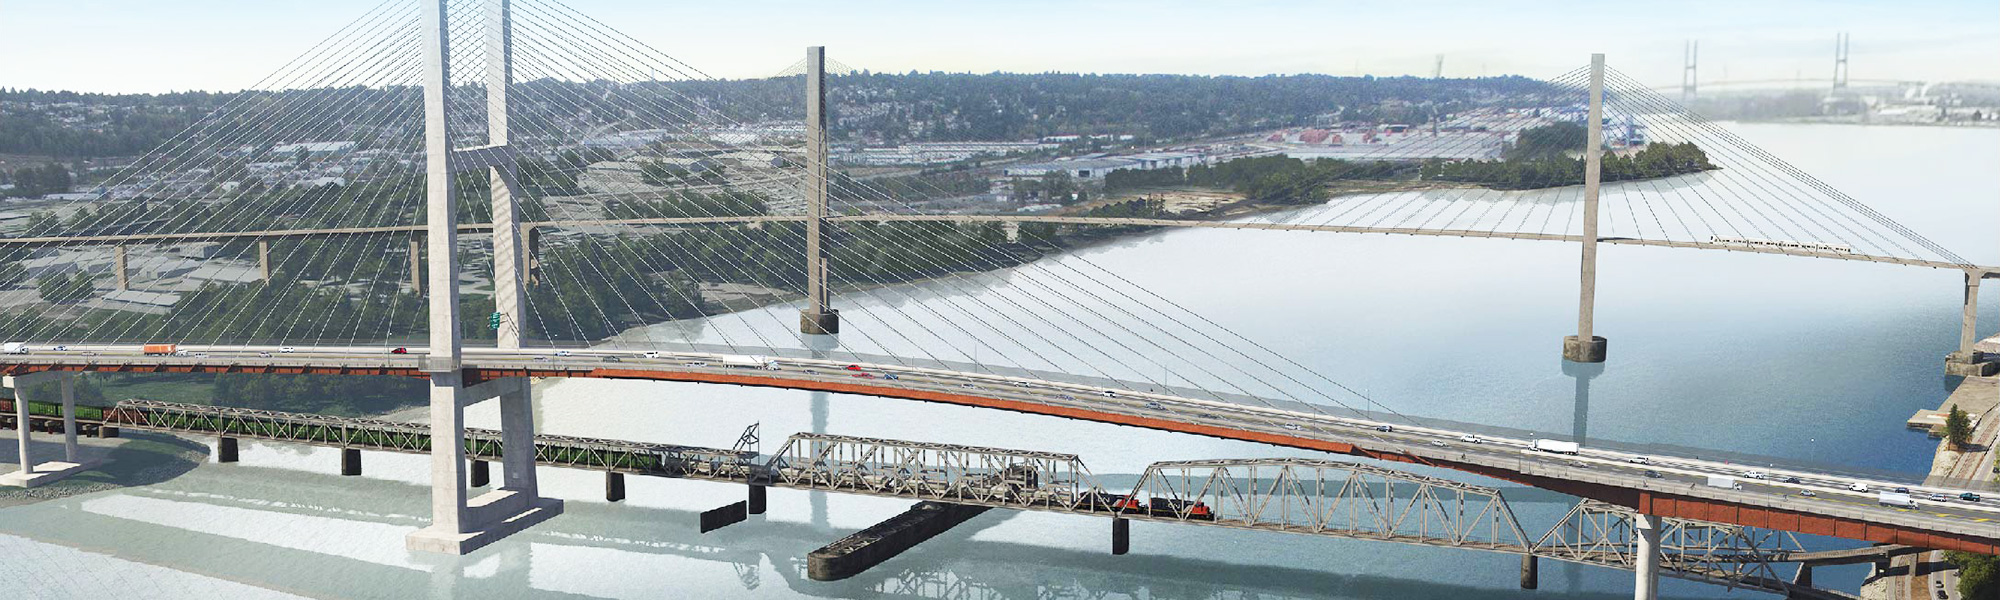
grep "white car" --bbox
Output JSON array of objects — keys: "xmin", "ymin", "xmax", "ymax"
[
  {"xmin": 1741, "ymin": 471, "xmax": 1767, "ymax": 480},
  {"xmin": 554, "ymin": 350, "xmax": 573, "ymax": 357},
  {"xmin": 1848, "ymin": 483, "xmax": 1870, "ymax": 493},
  {"xmin": 1458, "ymin": 435, "xmax": 1482, "ymax": 444},
  {"xmin": 279, "ymin": 347, "xmax": 297, "ymax": 353},
  {"xmin": 642, "ymin": 351, "xmax": 662, "ymax": 359},
  {"xmin": 1101, "ymin": 390, "xmax": 1118, "ymax": 398},
  {"xmin": 1282, "ymin": 423, "xmax": 1302, "ymax": 431},
  {"xmin": 1430, "ymin": 441, "xmax": 1448, "ymax": 448},
  {"xmin": 1628, "ymin": 456, "xmax": 1651, "ymax": 465}
]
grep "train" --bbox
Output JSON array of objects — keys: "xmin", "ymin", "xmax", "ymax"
[{"xmin": 1075, "ymin": 491, "xmax": 1214, "ymax": 520}]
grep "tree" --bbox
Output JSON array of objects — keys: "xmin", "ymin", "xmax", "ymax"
[
  {"xmin": 1946, "ymin": 404, "xmax": 1974, "ymax": 450},
  {"xmin": 1944, "ymin": 551, "xmax": 2000, "ymax": 599},
  {"xmin": 36, "ymin": 272, "xmax": 94, "ymax": 304}
]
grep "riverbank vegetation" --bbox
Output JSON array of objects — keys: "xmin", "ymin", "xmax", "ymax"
[{"xmin": 1419, "ymin": 122, "xmax": 1716, "ymax": 190}]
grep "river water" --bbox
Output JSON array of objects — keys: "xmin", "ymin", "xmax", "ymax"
[{"xmin": 2, "ymin": 123, "xmax": 1996, "ymax": 599}]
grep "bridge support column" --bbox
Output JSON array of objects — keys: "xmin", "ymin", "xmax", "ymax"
[
  {"xmin": 605, "ymin": 472, "xmax": 624, "ymax": 502},
  {"xmin": 748, "ymin": 484, "xmax": 766, "ymax": 514},
  {"xmin": 1947, "ymin": 271, "xmax": 1994, "ymax": 376},
  {"xmin": 1634, "ymin": 513, "xmax": 1661, "ymax": 600},
  {"xmin": 257, "ymin": 240, "xmax": 272, "ymax": 282},
  {"xmin": 1111, "ymin": 517, "xmax": 1130, "ymax": 555},
  {"xmin": 798, "ymin": 45, "xmax": 839, "ymax": 335},
  {"xmin": 1563, "ymin": 53, "xmax": 1608, "ymax": 364},
  {"xmin": 469, "ymin": 459, "xmax": 488, "ymax": 487},
  {"xmin": 1520, "ymin": 554, "xmax": 1539, "ymax": 590},
  {"xmin": 341, "ymin": 447, "xmax": 361, "ymax": 476},
  {"xmin": 59, "ymin": 376, "xmax": 77, "ymax": 462},
  {"xmin": 114, "ymin": 245, "xmax": 129, "ymax": 291},
  {"xmin": 217, "ymin": 437, "xmax": 239, "ymax": 463},
  {"xmin": 1, "ymin": 373, "xmax": 92, "ymax": 488},
  {"xmin": 1794, "ymin": 564, "xmax": 1813, "ymax": 588}
]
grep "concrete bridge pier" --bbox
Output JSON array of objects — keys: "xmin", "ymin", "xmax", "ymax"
[
  {"xmin": 1946, "ymin": 271, "xmax": 1994, "ymax": 376},
  {"xmin": 1, "ymin": 372, "xmax": 93, "ymax": 488},
  {"xmin": 605, "ymin": 472, "xmax": 625, "ymax": 502},
  {"xmin": 469, "ymin": 459, "xmax": 489, "ymax": 488},
  {"xmin": 1111, "ymin": 517, "xmax": 1130, "ymax": 555},
  {"xmin": 341, "ymin": 447, "xmax": 361, "ymax": 475},
  {"xmin": 1563, "ymin": 53, "xmax": 1609, "ymax": 365},
  {"xmin": 257, "ymin": 240, "xmax": 272, "ymax": 282},
  {"xmin": 1634, "ymin": 513, "xmax": 1662, "ymax": 600},
  {"xmin": 748, "ymin": 484, "xmax": 767, "ymax": 514},
  {"xmin": 1520, "ymin": 554, "xmax": 1538, "ymax": 589},
  {"xmin": 113, "ymin": 245, "xmax": 129, "ymax": 290},
  {"xmin": 217, "ymin": 437, "xmax": 239, "ymax": 463},
  {"xmin": 406, "ymin": 375, "xmax": 562, "ymax": 555}
]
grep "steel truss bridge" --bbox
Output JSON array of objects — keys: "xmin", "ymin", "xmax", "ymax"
[{"xmin": 64, "ymin": 397, "xmax": 1859, "ymax": 597}]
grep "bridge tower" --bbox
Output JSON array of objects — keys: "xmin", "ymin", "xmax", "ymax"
[
  {"xmin": 1832, "ymin": 32, "xmax": 1850, "ymax": 91},
  {"xmin": 1562, "ymin": 54, "xmax": 1609, "ymax": 363},
  {"xmin": 405, "ymin": 0, "xmax": 561, "ymax": 555},
  {"xmin": 799, "ymin": 46, "xmax": 840, "ymax": 335},
  {"xmin": 1681, "ymin": 41, "xmax": 1697, "ymax": 103}
]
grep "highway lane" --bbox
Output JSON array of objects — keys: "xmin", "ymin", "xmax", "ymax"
[{"xmin": 6, "ymin": 343, "xmax": 1999, "ymax": 539}]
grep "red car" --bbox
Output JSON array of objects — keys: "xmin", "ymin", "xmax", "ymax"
[
  {"xmin": 851, "ymin": 373, "xmax": 875, "ymax": 379},
  {"xmin": 844, "ymin": 364, "xmax": 862, "ymax": 371},
  {"xmin": 390, "ymin": 347, "xmax": 409, "ymax": 354}
]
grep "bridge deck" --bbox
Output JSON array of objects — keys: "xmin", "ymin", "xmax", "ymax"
[{"xmin": 4, "ymin": 352, "xmax": 1996, "ymax": 557}]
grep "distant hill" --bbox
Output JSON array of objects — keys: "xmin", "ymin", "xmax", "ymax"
[{"xmin": 0, "ymin": 72, "xmax": 1557, "ymax": 159}]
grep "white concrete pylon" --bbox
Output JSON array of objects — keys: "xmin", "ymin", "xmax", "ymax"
[
  {"xmin": 486, "ymin": 0, "xmax": 526, "ymax": 350},
  {"xmin": 1634, "ymin": 513, "xmax": 1662, "ymax": 600},
  {"xmin": 1564, "ymin": 53, "xmax": 1608, "ymax": 364},
  {"xmin": 405, "ymin": 0, "xmax": 559, "ymax": 554}
]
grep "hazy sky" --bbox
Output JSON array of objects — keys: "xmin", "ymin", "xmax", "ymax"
[{"xmin": 2, "ymin": 0, "xmax": 1995, "ymax": 94}]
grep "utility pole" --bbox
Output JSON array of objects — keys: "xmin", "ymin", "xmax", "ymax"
[
  {"xmin": 1563, "ymin": 54, "xmax": 1608, "ymax": 364},
  {"xmin": 799, "ymin": 45, "xmax": 839, "ymax": 335}
]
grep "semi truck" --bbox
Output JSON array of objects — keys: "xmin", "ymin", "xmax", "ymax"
[
  {"xmin": 2, "ymin": 342, "xmax": 26, "ymax": 354},
  {"xmin": 1879, "ymin": 492, "xmax": 1918, "ymax": 509},
  {"xmin": 720, "ymin": 355, "xmax": 777, "ymax": 370},
  {"xmin": 143, "ymin": 344, "xmax": 179, "ymax": 355},
  {"xmin": 1706, "ymin": 475, "xmax": 1743, "ymax": 490},
  {"xmin": 1532, "ymin": 439, "xmax": 1581, "ymax": 455}
]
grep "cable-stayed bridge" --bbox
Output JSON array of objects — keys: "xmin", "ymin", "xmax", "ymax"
[{"xmin": 1, "ymin": 0, "xmax": 1994, "ymax": 597}]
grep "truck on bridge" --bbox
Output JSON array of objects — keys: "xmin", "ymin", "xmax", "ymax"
[{"xmin": 1532, "ymin": 439, "xmax": 1581, "ymax": 455}]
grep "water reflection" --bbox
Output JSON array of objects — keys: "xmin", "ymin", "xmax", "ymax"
[
  {"xmin": 0, "ymin": 463, "xmax": 1721, "ymax": 600},
  {"xmin": 1563, "ymin": 359, "xmax": 1605, "ymax": 445}
]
